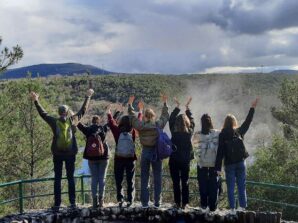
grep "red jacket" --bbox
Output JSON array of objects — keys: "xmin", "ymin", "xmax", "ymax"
[{"xmin": 107, "ymin": 112, "xmax": 142, "ymax": 161}]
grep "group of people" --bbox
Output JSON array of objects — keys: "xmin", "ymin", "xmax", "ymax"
[{"xmin": 29, "ymin": 89, "xmax": 258, "ymax": 215}]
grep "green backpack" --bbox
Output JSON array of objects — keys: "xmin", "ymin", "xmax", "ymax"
[{"xmin": 56, "ymin": 119, "xmax": 73, "ymax": 152}]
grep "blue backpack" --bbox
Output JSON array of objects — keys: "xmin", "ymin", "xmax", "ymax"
[{"xmin": 155, "ymin": 126, "xmax": 173, "ymax": 160}]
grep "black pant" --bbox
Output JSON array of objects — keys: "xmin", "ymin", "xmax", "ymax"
[
  {"xmin": 169, "ymin": 159, "xmax": 190, "ymax": 206},
  {"xmin": 53, "ymin": 155, "xmax": 76, "ymax": 207},
  {"xmin": 114, "ymin": 159, "xmax": 135, "ymax": 203},
  {"xmin": 197, "ymin": 166, "xmax": 219, "ymax": 211}
]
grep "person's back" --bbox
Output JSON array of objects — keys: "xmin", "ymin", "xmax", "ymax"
[
  {"xmin": 30, "ymin": 89, "xmax": 94, "ymax": 211},
  {"xmin": 197, "ymin": 129, "xmax": 220, "ymax": 167},
  {"xmin": 127, "ymin": 95, "xmax": 169, "ymax": 209}
]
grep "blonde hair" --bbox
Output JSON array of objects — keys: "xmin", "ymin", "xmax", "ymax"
[
  {"xmin": 174, "ymin": 114, "xmax": 191, "ymax": 133},
  {"xmin": 144, "ymin": 108, "xmax": 156, "ymax": 121},
  {"xmin": 223, "ymin": 114, "xmax": 238, "ymax": 129}
]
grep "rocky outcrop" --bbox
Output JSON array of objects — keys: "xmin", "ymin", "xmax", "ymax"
[{"xmin": 1, "ymin": 203, "xmax": 282, "ymax": 223}]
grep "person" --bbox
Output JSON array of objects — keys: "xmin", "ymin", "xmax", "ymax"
[
  {"xmin": 107, "ymin": 105, "xmax": 142, "ymax": 208},
  {"xmin": 196, "ymin": 113, "xmax": 220, "ymax": 214},
  {"xmin": 169, "ymin": 97, "xmax": 194, "ymax": 210},
  {"xmin": 77, "ymin": 115, "xmax": 109, "ymax": 208},
  {"xmin": 30, "ymin": 89, "xmax": 94, "ymax": 211},
  {"xmin": 215, "ymin": 98, "xmax": 259, "ymax": 214},
  {"xmin": 128, "ymin": 95, "xmax": 169, "ymax": 208}
]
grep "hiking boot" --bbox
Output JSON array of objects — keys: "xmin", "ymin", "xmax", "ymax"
[
  {"xmin": 182, "ymin": 204, "xmax": 190, "ymax": 210},
  {"xmin": 172, "ymin": 203, "xmax": 180, "ymax": 209},
  {"xmin": 50, "ymin": 206, "xmax": 60, "ymax": 212},
  {"xmin": 68, "ymin": 203, "xmax": 77, "ymax": 209},
  {"xmin": 98, "ymin": 197, "xmax": 104, "ymax": 208},
  {"xmin": 92, "ymin": 196, "xmax": 98, "ymax": 209},
  {"xmin": 126, "ymin": 201, "xmax": 132, "ymax": 208}
]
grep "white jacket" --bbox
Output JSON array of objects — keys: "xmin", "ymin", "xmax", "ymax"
[{"xmin": 196, "ymin": 129, "xmax": 220, "ymax": 167}]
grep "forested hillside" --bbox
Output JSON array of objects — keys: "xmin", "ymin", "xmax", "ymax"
[{"xmin": 0, "ymin": 73, "xmax": 298, "ymax": 219}]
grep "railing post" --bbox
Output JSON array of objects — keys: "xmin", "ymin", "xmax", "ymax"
[
  {"xmin": 18, "ymin": 181, "xmax": 23, "ymax": 214},
  {"xmin": 81, "ymin": 175, "xmax": 85, "ymax": 205}
]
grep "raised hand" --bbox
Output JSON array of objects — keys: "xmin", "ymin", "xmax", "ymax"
[
  {"xmin": 106, "ymin": 104, "xmax": 112, "ymax": 115},
  {"xmin": 128, "ymin": 95, "xmax": 135, "ymax": 105},
  {"xmin": 86, "ymin": 88, "xmax": 94, "ymax": 97},
  {"xmin": 30, "ymin": 91, "xmax": 39, "ymax": 101},
  {"xmin": 251, "ymin": 97, "xmax": 259, "ymax": 108},
  {"xmin": 138, "ymin": 100, "xmax": 144, "ymax": 112},
  {"xmin": 185, "ymin": 96, "xmax": 192, "ymax": 109},
  {"xmin": 161, "ymin": 93, "xmax": 168, "ymax": 104},
  {"xmin": 174, "ymin": 97, "xmax": 180, "ymax": 107}
]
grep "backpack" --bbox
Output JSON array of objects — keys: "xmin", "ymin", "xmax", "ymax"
[
  {"xmin": 225, "ymin": 131, "xmax": 249, "ymax": 164},
  {"xmin": 83, "ymin": 133, "xmax": 105, "ymax": 160},
  {"xmin": 115, "ymin": 132, "xmax": 135, "ymax": 158},
  {"xmin": 56, "ymin": 119, "xmax": 73, "ymax": 152},
  {"xmin": 155, "ymin": 127, "xmax": 173, "ymax": 160}
]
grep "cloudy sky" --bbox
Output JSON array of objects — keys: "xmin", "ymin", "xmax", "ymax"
[{"xmin": 1, "ymin": 0, "xmax": 298, "ymax": 74}]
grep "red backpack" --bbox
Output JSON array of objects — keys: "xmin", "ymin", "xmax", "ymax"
[{"xmin": 83, "ymin": 133, "xmax": 105, "ymax": 160}]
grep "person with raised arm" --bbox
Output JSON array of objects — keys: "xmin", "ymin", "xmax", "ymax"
[
  {"xmin": 215, "ymin": 98, "xmax": 259, "ymax": 215},
  {"xmin": 77, "ymin": 114, "xmax": 109, "ymax": 209},
  {"xmin": 169, "ymin": 97, "xmax": 195, "ymax": 210},
  {"xmin": 107, "ymin": 104, "xmax": 142, "ymax": 208},
  {"xmin": 128, "ymin": 95, "xmax": 169, "ymax": 208},
  {"xmin": 30, "ymin": 89, "xmax": 94, "ymax": 212}
]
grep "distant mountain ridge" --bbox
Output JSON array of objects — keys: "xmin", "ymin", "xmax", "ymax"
[
  {"xmin": 0, "ymin": 63, "xmax": 113, "ymax": 79},
  {"xmin": 269, "ymin": 69, "xmax": 298, "ymax": 75}
]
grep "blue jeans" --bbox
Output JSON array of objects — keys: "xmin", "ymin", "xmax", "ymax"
[
  {"xmin": 225, "ymin": 161, "xmax": 247, "ymax": 209},
  {"xmin": 53, "ymin": 155, "xmax": 76, "ymax": 207},
  {"xmin": 88, "ymin": 159, "xmax": 109, "ymax": 199},
  {"xmin": 140, "ymin": 147, "xmax": 162, "ymax": 207}
]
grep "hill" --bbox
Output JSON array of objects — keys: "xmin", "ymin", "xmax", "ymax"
[{"xmin": 0, "ymin": 63, "xmax": 113, "ymax": 79}]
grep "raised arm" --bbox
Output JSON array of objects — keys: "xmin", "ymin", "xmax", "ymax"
[
  {"xmin": 185, "ymin": 97, "xmax": 195, "ymax": 134},
  {"xmin": 237, "ymin": 98, "xmax": 259, "ymax": 136},
  {"xmin": 77, "ymin": 122, "xmax": 89, "ymax": 136},
  {"xmin": 169, "ymin": 97, "xmax": 180, "ymax": 132},
  {"xmin": 156, "ymin": 94, "xmax": 170, "ymax": 129},
  {"xmin": 72, "ymin": 89, "xmax": 94, "ymax": 122},
  {"xmin": 30, "ymin": 92, "xmax": 56, "ymax": 127}
]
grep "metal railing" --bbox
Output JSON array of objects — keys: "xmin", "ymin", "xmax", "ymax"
[{"xmin": 1, "ymin": 175, "xmax": 298, "ymax": 215}]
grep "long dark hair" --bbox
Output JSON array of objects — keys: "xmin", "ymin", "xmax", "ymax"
[
  {"xmin": 201, "ymin": 114, "xmax": 214, "ymax": 135},
  {"xmin": 118, "ymin": 115, "xmax": 132, "ymax": 132}
]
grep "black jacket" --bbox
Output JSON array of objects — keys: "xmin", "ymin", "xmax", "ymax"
[
  {"xmin": 215, "ymin": 107, "xmax": 255, "ymax": 171},
  {"xmin": 78, "ymin": 123, "xmax": 110, "ymax": 160},
  {"xmin": 169, "ymin": 107, "xmax": 195, "ymax": 163}
]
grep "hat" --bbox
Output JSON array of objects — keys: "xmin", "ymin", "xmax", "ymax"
[{"xmin": 58, "ymin": 105, "xmax": 69, "ymax": 115}]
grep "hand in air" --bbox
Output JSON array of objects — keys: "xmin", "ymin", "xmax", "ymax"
[
  {"xmin": 30, "ymin": 91, "xmax": 39, "ymax": 101},
  {"xmin": 161, "ymin": 93, "xmax": 168, "ymax": 103},
  {"xmin": 185, "ymin": 97, "xmax": 192, "ymax": 109},
  {"xmin": 174, "ymin": 97, "xmax": 180, "ymax": 108},
  {"xmin": 251, "ymin": 97, "xmax": 259, "ymax": 108},
  {"xmin": 86, "ymin": 89, "xmax": 94, "ymax": 97},
  {"xmin": 138, "ymin": 100, "xmax": 144, "ymax": 112},
  {"xmin": 128, "ymin": 95, "xmax": 135, "ymax": 105}
]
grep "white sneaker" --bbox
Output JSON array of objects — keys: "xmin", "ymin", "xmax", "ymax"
[
  {"xmin": 201, "ymin": 207, "xmax": 209, "ymax": 213},
  {"xmin": 237, "ymin": 207, "xmax": 246, "ymax": 211},
  {"xmin": 229, "ymin": 209, "xmax": 236, "ymax": 215}
]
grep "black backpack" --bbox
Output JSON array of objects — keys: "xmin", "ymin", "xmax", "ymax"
[{"xmin": 225, "ymin": 131, "xmax": 249, "ymax": 164}]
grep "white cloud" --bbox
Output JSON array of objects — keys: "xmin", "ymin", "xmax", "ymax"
[{"xmin": 1, "ymin": 0, "xmax": 298, "ymax": 73}]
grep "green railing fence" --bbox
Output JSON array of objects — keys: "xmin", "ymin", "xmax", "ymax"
[{"xmin": 1, "ymin": 174, "xmax": 298, "ymax": 219}]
